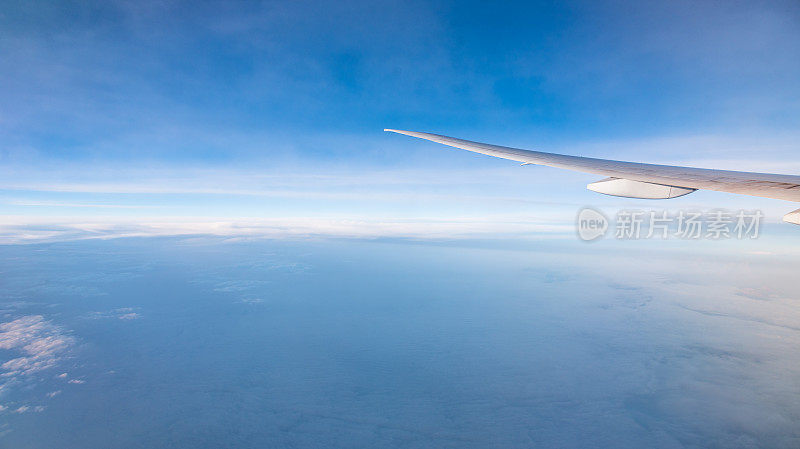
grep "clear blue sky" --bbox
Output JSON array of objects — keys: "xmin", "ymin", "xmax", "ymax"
[{"xmin": 2, "ymin": 0, "xmax": 800, "ymax": 241}]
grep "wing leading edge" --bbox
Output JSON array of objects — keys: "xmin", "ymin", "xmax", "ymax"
[{"xmin": 385, "ymin": 129, "xmax": 800, "ymax": 224}]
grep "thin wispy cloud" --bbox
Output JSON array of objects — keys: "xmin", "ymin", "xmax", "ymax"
[
  {"xmin": 12, "ymin": 405, "xmax": 46, "ymax": 414},
  {"xmin": 1, "ymin": 1, "xmax": 798, "ymax": 161},
  {"xmin": 87, "ymin": 308, "xmax": 141, "ymax": 320},
  {"xmin": 0, "ymin": 215, "xmax": 575, "ymax": 244}
]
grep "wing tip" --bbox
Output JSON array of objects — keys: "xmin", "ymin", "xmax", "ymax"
[{"xmin": 384, "ymin": 129, "xmax": 429, "ymax": 138}]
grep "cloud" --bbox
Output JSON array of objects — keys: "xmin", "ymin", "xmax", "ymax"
[
  {"xmin": 0, "ymin": 316, "xmax": 75, "ymax": 378},
  {"xmin": 0, "ymin": 315, "xmax": 74, "ymax": 419},
  {"xmin": 87, "ymin": 308, "xmax": 141, "ymax": 321},
  {"xmin": 735, "ymin": 287, "xmax": 781, "ymax": 302},
  {"xmin": 12, "ymin": 405, "xmax": 45, "ymax": 414},
  {"xmin": 212, "ymin": 280, "xmax": 271, "ymax": 293},
  {"xmin": 0, "ymin": 215, "xmax": 574, "ymax": 244},
  {"xmin": 2, "ymin": 0, "xmax": 798, "ymax": 171}
]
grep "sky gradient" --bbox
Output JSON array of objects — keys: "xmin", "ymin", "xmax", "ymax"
[{"xmin": 2, "ymin": 0, "xmax": 800, "ymax": 242}]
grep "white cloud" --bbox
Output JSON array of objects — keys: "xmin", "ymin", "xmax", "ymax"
[
  {"xmin": 13, "ymin": 405, "xmax": 45, "ymax": 414},
  {"xmin": 0, "ymin": 316, "xmax": 75, "ymax": 377},
  {"xmin": 87, "ymin": 308, "xmax": 141, "ymax": 321},
  {"xmin": 0, "ymin": 215, "xmax": 574, "ymax": 244},
  {"xmin": 0, "ymin": 316, "xmax": 75, "ymax": 401}
]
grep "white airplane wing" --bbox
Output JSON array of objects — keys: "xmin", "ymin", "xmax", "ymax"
[{"xmin": 385, "ymin": 129, "xmax": 800, "ymax": 224}]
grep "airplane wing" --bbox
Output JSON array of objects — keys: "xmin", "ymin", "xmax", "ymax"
[{"xmin": 385, "ymin": 129, "xmax": 800, "ymax": 224}]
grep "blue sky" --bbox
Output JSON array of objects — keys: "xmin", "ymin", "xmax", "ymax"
[{"xmin": 2, "ymin": 0, "xmax": 800, "ymax": 242}]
